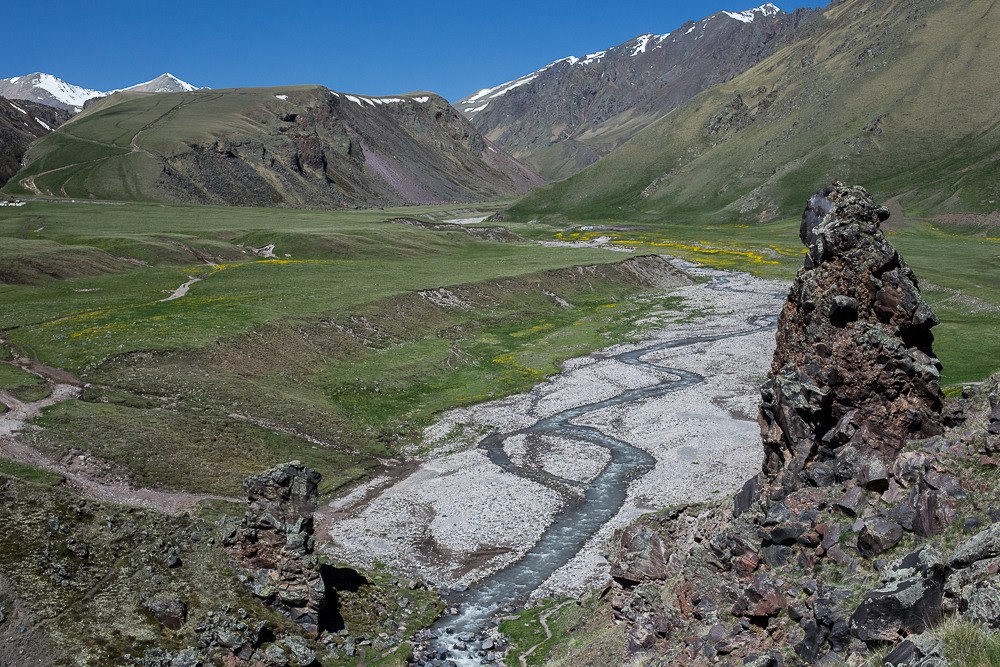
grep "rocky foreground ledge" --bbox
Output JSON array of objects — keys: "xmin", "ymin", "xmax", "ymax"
[{"xmin": 583, "ymin": 185, "xmax": 1000, "ymax": 666}]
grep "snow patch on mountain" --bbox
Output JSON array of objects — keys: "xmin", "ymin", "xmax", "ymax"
[
  {"xmin": 344, "ymin": 94, "xmax": 435, "ymax": 108},
  {"xmin": 631, "ymin": 34, "xmax": 653, "ymax": 56},
  {"xmin": 457, "ymin": 3, "xmax": 783, "ymax": 117},
  {"xmin": 723, "ymin": 3, "xmax": 781, "ymax": 23}
]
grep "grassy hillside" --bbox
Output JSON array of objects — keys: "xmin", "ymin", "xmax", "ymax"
[
  {"xmin": 2, "ymin": 86, "xmax": 542, "ymax": 207},
  {"xmin": 0, "ymin": 201, "xmax": 690, "ymax": 495},
  {"xmin": 509, "ymin": 0, "xmax": 1000, "ymax": 222}
]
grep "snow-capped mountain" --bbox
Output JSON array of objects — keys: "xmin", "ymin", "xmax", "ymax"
[
  {"xmin": 0, "ymin": 72, "xmax": 204, "ymax": 113},
  {"xmin": 114, "ymin": 73, "xmax": 201, "ymax": 95},
  {"xmin": 0, "ymin": 73, "xmax": 103, "ymax": 113},
  {"xmin": 456, "ymin": 3, "xmax": 820, "ymax": 180}
]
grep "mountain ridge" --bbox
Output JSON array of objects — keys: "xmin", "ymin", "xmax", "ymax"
[
  {"xmin": 455, "ymin": 3, "xmax": 824, "ymax": 180},
  {"xmin": 0, "ymin": 72, "xmax": 202, "ymax": 113},
  {"xmin": 3, "ymin": 85, "xmax": 544, "ymax": 208},
  {"xmin": 508, "ymin": 0, "xmax": 1000, "ymax": 221}
]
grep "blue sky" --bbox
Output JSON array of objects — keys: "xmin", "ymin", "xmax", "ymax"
[{"xmin": 7, "ymin": 1, "xmax": 819, "ymax": 101}]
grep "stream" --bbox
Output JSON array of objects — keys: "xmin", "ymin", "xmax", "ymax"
[{"xmin": 411, "ymin": 276, "xmax": 781, "ymax": 666}]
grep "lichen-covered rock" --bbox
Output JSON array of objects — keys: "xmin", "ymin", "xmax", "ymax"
[
  {"xmin": 228, "ymin": 461, "xmax": 328, "ymax": 635},
  {"xmin": 761, "ymin": 184, "xmax": 944, "ymax": 496},
  {"xmin": 607, "ymin": 525, "xmax": 671, "ymax": 583},
  {"xmin": 143, "ymin": 593, "xmax": 188, "ymax": 630},
  {"xmin": 850, "ymin": 564, "xmax": 945, "ymax": 643},
  {"xmin": 883, "ymin": 633, "xmax": 946, "ymax": 667},
  {"xmin": 950, "ymin": 522, "xmax": 1000, "ymax": 568}
]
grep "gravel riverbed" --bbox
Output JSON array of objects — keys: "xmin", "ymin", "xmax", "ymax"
[{"xmin": 320, "ymin": 262, "xmax": 787, "ymax": 598}]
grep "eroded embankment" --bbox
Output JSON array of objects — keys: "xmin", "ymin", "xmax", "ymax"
[{"xmin": 0, "ymin": 349, "xmax": 236, "ymax": 512}]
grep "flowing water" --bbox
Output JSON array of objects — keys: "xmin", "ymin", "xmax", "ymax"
[{"xmin": 414, "ymin": 277, "xmax": 780, "ymax": 665}]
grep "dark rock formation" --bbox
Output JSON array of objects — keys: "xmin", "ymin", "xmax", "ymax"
[
  {"xmin": 858, "ymin": 516, "xmax": 904, "ymax": 558},
  {"xmin": 228, "ymin": 461, "xmax": 328, "ymax": 635},
  {"xmin": 760, "ymin": 184, "xmax": 945, "ymax": 496}
]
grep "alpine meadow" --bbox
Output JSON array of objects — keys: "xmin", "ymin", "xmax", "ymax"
[{"xmin": 1, "ymin": 1, "xmax": 998, "ymax": 666}]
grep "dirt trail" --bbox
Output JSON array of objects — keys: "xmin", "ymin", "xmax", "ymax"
[
  {"xmin": 0, "ymin": 353, "xmax": 237, "ymax": 513},
  {"xmin": 517, "ymin": 600, "xmax": 576, "ymax": 667}
]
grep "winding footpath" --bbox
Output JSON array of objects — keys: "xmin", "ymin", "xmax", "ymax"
[{"xmin": 0, "ymin": 350, "xmax": 236, "ymax": 512}]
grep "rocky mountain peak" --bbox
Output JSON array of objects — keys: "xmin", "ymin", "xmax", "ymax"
[
  {"xmin": 116, "ymin": 72, "xmax": 201, "ymax": 94},
  {"xmin": 760, "ymin": 184, "xmax": 945, "ymax": 497},
  {"xmin": 456, "ymin": 4, "xmax": 822, "ymax": 180}
]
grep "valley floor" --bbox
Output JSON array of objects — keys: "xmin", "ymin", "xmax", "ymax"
[{"xmin": 320, "ymin": 264, "xmax": 787, "ymax": 601}]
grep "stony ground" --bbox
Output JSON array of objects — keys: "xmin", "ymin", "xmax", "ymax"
[{"xmin": 320, "ymin": 263, "xmax": 788, "ymax": 597}]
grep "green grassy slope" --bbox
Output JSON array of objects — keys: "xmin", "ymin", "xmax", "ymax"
[
  {"xmin": 509, "ymin": 0, "xmax": 1000, "ymax": 223},
  {"xmin": 3, "ymin": 86, "xmax": 541, "ymax": 207},
  {"xmin": 0, "ymin": 201, "xmax": 688, "ymax": 495}
]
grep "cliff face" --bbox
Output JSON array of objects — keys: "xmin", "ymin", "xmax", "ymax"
[
  {"xmin": 549, "ymin": 186, "xmax": 1000, "ymax": 666},
  {"xmin": 761, "ymin": 184, "xmax": 945, "ymax": 497}
]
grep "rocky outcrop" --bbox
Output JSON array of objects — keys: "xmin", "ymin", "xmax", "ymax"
[
  {"xmin": 228, "ymin": 461, "xmax": 328, "ymax": 635},
  {"xmin": 761, "ymin": 184, "xmax": 944, "ymax": 497},
  {"xmin": 579, "ymin": 187, "xmax": 1000, "ymax": 667}
]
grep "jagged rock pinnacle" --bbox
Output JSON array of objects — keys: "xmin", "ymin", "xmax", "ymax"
[
  {"xmin": 760, "ymin": 184, "xmax": 945, "ymax": 497},
  {"xmin": 227, "ymin": 461, "xmax": 328, "ymax": 635}
]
